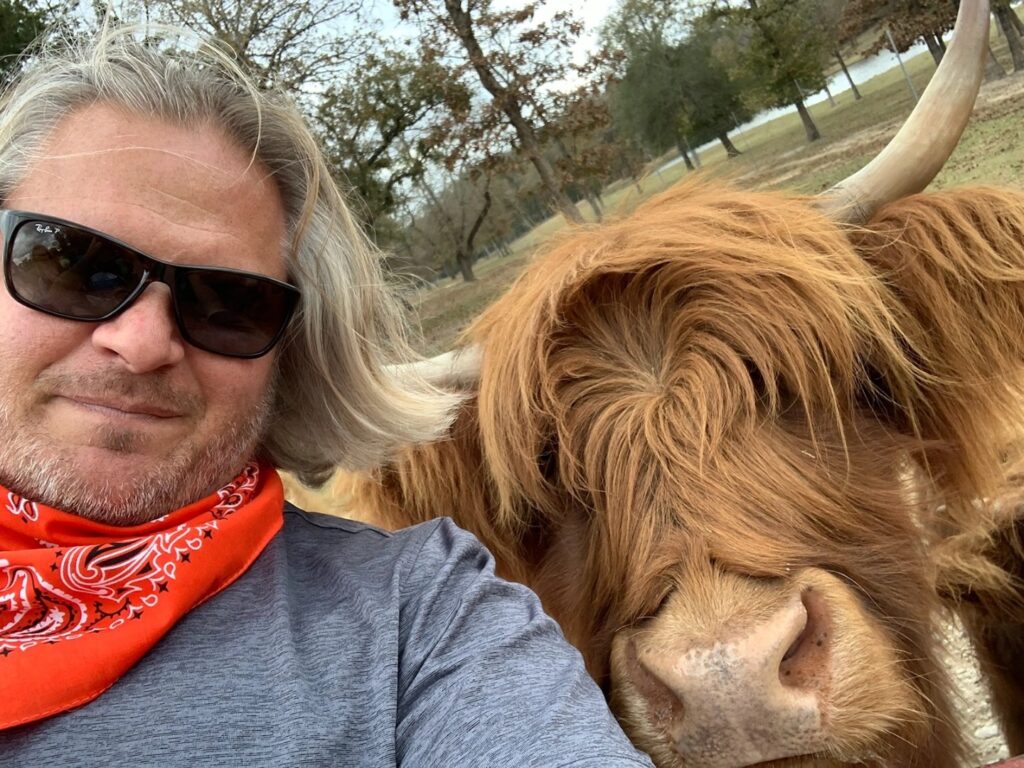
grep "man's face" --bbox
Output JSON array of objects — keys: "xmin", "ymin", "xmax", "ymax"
[{"xmin": 0, "ymin": 104, "xmax": 289, "ymax": 524}]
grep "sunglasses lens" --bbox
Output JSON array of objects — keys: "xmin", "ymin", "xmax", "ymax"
[
  {"xmin": 175, "ymin": 269, "xmax": 295, "ymax": 357},
  {"xmin": 2, "ymin": 213, "xmax": 297, "ymax": 358},
  {"xmin": 7, "ymin": 219, "xmax": 144, "ymax": 319}
]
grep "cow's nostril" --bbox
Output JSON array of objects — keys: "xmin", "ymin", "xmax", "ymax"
[
  {"xmin": 781, "ymin": 608, "xmax": 811, "ymax": 663},
  {"xmin": 779, "ymin": 586, "xmax": 831, "ymax": 689}
]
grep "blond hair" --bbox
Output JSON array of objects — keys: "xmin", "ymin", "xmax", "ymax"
[{"xmin": 0, "ymin": 26, "xmax": 461, "ymax": 484}]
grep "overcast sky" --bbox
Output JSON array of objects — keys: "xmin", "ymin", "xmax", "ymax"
[{"xmin": 530, "ymin": 0, "xmax": 620, "ymax": 55}]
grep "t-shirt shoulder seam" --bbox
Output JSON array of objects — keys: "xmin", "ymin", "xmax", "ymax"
[
  {"xmin": 398, "ymin": 517, "xmax": 448, "ymax": 589},
  {"xmin": 283, "ymin": 502, "xmax": 393, "ymax": 538},
  {"xmin": 282, "ymin": 505, "xmax": 449, "ymax": 560}
]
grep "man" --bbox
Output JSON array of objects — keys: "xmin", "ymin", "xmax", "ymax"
[{"xmin": 0, "ymin": 29, "xmax": 653, "ymax": 767}]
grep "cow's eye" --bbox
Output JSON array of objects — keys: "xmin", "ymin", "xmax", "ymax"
[
  {"xmin": 856, "ymin": 361, "xmax": 906, "ymax": 428},
  {"xmin": 631, "ymin": 588, "xmax": 674, "ymax": 627},
  {"xmin": 744, "ymin": 357, "xmax": 800, "ymax": 414},
  {"xmin": 744, "ymin": 357, "xmax": 780, "ymax": 409},
  {"xmin": 744, "ymin": 357, "xmax": 767, "ymax": 399},
  {"xmin": 538, "ymin": 437, "xmax": 559, "ymax": 483}
]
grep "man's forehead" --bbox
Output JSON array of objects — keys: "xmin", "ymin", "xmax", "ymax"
[
  {"xmin": 16, "ymin": 104, "xmax": 277, "ymax": 209},
  {"xmin": 6, "ymin": 103, "xmax": 287, "ymax": 274}
]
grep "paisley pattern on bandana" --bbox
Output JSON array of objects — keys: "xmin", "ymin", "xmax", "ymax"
[
  {"xmin": 4, "ymin": 495, "xmax": 39, "ymax": 524},
  {"xmin": 0, "ymin": 463, "xmax": 283, "ymax": 729}
]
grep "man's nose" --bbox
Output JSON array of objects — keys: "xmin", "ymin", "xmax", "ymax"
[{"xmin": 91, "ymin": 283, "xmax": 187, "ymax": 372}]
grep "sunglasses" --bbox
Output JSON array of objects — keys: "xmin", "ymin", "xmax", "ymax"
[{"xmin": 0, "ymin": 209, "xmax": 300, "ymax": 358}]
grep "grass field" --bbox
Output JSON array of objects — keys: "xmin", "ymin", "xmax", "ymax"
[{"xmin": 408, "ymin": 22, "xmax": 1024, "ymax": 357}]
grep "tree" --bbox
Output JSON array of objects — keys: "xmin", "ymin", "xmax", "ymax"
[
  {"xmin": 832, "ymin": 0, "xmax": 887, "ymax": 99},
  {"xmin": 603, "ymin": 0, "xmax": 750, "ymax": 160},
  {"xmin": 142, "ymin": 0, "xmax": 369, "ymax": 92},
  {"xmin": 709, "ymin": 0, "xmax": 837, "ymax": 143},
  {"xmin": 610, "ymin": 28, "xmax": 750, "ymax": 162},
  {"xmin": 543, "ymin": 90, "xmax": 619, "ymax": 220},
  {"xmin": 602, "ymin": 0, "xmax": 710, "ymax": 163},
  {"xmin": 839, "ymin": 0, "xmax": 956, "ymax": 68},
  {"xmin": 610, "ymin": 42, "xmax": 690, "ymax": 158},
  {"xmin": 840, "ymin": 0, "xmax": 1013, "ymax": 79},
  {"xmin": 887, "ymin": 0, "xmax": 957, "ymax": 66},
  {"xmin": 471, "ymin": 169, "xmax": 529, "ymax": 258},
  {"xmin": 316, "ymin": 42, "xmax": 470, "ymax": 242},
  {"xmin": 599, "ymin": 0, "xmax": 692, "ymax": 61},
  {"xmin": 407, "ymin": 167, "xmax": 494, "ymax": 282},
  {"xmin": 0, "ymin": 0, "xmax": 45, "ymax": 83},
  {"xmin": 993, "ymin": 0, "xmax": 1024, "ymax": 71},
  {"xmin": 676, "ymin": 20, "xmax": 752, "ymax": 155},
  {"xmin": 395, "ymin": 0, "xmax": 596, "ymax": 225}
]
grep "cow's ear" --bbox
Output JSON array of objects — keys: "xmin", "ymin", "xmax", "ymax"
[
  {"xmin": 850, "ymin": 186, "xmax": 1024, "ymax": 500},
  {"xmin": 852, "ymin": 361, "xmax": 908, "ymax": 434}
]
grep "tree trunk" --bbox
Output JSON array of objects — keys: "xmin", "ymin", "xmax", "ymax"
[
  {"xmin": 455, "ymin": 249, "xmax": 475, "ymax": 282},
  {"xmin": 924, "ymin": 33, "xmax": 944, "ymax": 66},
  {"xmin": 794, "ymin": 98, "xmax": 821, "ymax": 142},
  {"xmin": 444, "ymin": 0, "xmax": 584, "ymax": 225},
  {"xmin": 683, "ymin": 136, "xmax": 702, "ymax": 169},
  {"xmin": 718, "ymin": 132, "xmax": 742, "ymax": 157},
  {"xmin": 1010, "ymin": 4, "xmax": 1024, "ymax": 37},
  {"xmin": 412, "ymin": 172, "xmax": 468, "ymax": 284},
  {"xmin": 995, "ymin": 5, "xmax": 1024, "ymax": 71},
  {"xmin": 822, "ymin": 81, "xmax": 836, "ymax": 107},
  {"xmin": 987, "ymin": 44, "xmax": 1008, "ymax": 79},
  {"xmin": 554, "ymin": 136, "xmax": 603, "ymax": 222},
  {"xmin": 457, "ymin": 184, "xmax": 491, "ymax": 282},
  {"xmin": 676, "ymin": 140, "xmax": 695, "ymax": 171},
  {"xmin": 835, "ymin": 50, "xmax": 862, "ymax": 100}
]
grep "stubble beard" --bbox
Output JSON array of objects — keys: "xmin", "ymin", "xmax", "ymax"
[{"xmin": 0, "ymin": 371, "xmax": 277, "ymax": 526}]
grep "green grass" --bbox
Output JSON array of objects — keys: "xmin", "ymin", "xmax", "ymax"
[{"xmin": 408, "ymin": 20, "xmax": 1024, "ymax": 356}]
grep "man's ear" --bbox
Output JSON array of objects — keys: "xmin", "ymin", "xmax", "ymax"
[{"xmin": 850, "ymin": 186, "xmax": 1024, "ymax": 501}]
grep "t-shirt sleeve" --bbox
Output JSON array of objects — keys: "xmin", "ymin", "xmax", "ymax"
[{"xmin": 395, "ymin": 517, "xmax": 654, "ymax": 767}]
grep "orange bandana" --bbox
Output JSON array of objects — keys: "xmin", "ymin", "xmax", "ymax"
[{"xmin": 0, "ymin": 463, "xmax": 284, "ymax": 729}]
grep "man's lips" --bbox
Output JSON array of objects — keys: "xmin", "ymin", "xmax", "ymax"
[{"xmin": 56, "ymin": 394, "xmax": 185, "ymax": 419}]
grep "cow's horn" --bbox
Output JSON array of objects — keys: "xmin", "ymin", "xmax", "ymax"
[
  {"xmin": 386, "ymin": 345, "xmax": 483, "ymax": 388},
  {"xmin": 819, "ymin": 0, "xmax": 989, "ymax": 224}
]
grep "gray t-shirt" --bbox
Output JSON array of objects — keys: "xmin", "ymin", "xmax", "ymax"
[{"xmin": 1, "ymin": 505, "xmax": 653, "ymax": 767}]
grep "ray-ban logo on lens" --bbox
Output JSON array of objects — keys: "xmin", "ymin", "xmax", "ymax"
[{"xmin": 34, "ymin": 224, "xmax": 58, "ymax": 235}]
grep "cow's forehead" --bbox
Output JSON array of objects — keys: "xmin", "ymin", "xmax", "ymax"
[{"xmin": 476, "ymin": 182, "xmax": 912, "ymax": 467}]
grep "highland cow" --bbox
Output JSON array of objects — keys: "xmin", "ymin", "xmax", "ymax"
[{"xmin": 341, "ymin": 2, "xmax": 1024, "ymax": 766}]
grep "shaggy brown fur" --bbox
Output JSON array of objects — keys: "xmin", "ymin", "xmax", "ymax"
[{"xmin": 348, "ymin": 179, "xmax": 1024, "ymax": 767}]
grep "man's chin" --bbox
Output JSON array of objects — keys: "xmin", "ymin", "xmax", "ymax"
[
  {"xmin": 0, "ymin": 390, "xmax": 273, "ymax": 524},
  {"xmin": 0, "ymin": 441, "xmax": 254, "ymax": 526}
]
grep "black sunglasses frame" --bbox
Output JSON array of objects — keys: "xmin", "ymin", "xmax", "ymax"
[{"xmin": 0, "ymin": 209, "xmax": 301, "ymax": 359}]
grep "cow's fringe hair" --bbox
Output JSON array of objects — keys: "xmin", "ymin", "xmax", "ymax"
[{"xmin": 348, "ymin": 179, "xmax": 1024, "ymax": 766}]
